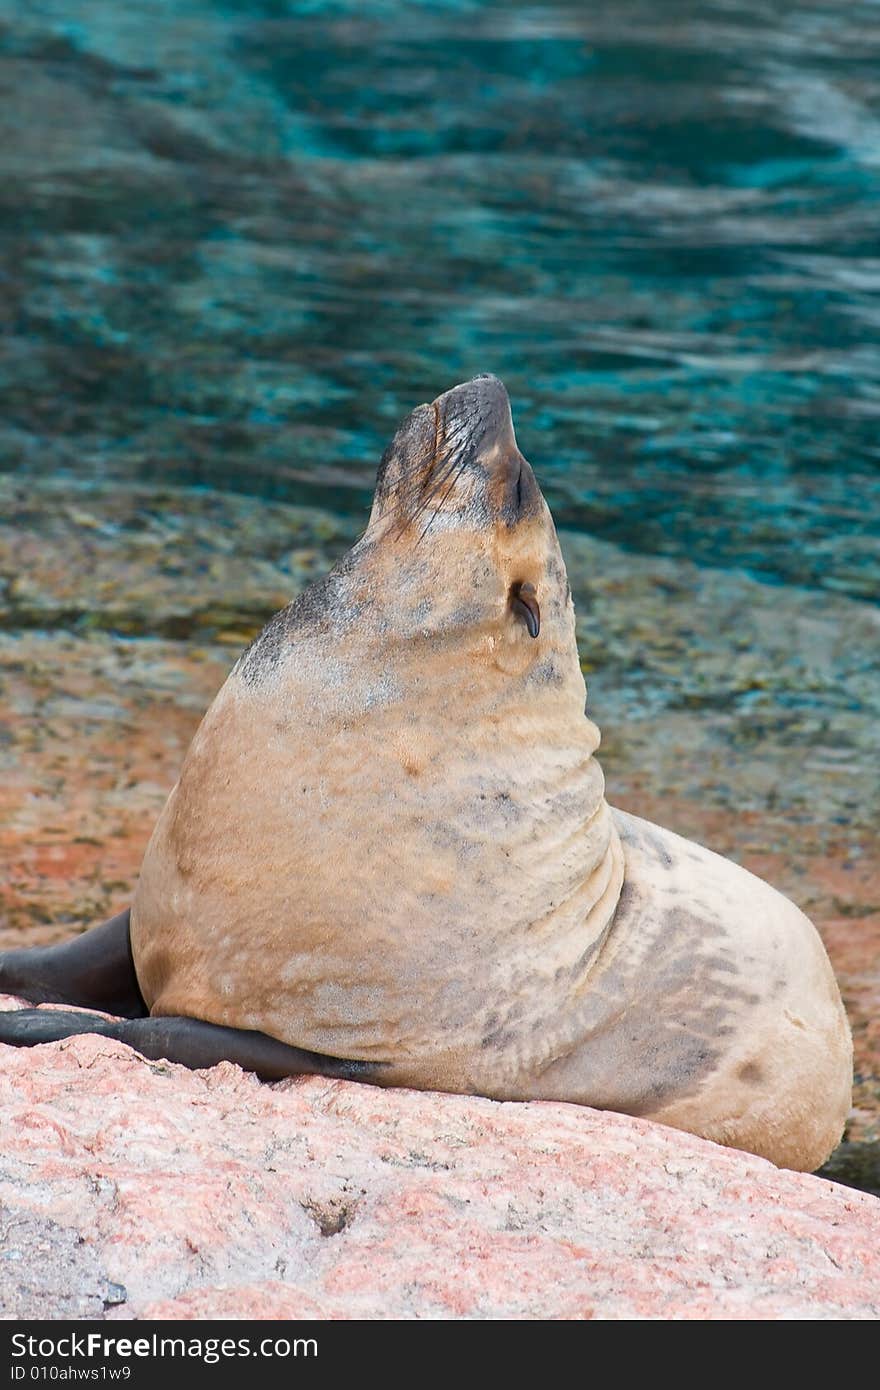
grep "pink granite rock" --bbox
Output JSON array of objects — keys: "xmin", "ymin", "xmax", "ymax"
[{"xmin": 0, "ymin": 1011, "xmax": 877, "ymax": 1320}]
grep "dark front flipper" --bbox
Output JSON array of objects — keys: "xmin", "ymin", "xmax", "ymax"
[
  {"xmin": 0, "ymin": 1008, "xmax": 383, "ymax": 1085},
  {"xmin": 0, "ymin": 910, "xmax": 146, "ymax": 1019}
]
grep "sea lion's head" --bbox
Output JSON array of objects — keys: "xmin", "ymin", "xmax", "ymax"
[
  {"xmin": 358, "ymin": 374, "xmax": 575, "ymax": 681},
  {"xmin": 236, "ymin": 375, "xmax": 586, "ymax": 728},
  {"xmin": 239, "ymin": 374, "xmax": 579, "ymax": 695}
]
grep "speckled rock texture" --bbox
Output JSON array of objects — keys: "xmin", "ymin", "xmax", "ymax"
[{"xmin": 0, "ymin": 1020, "xmax": 877, "ymax": 1321}]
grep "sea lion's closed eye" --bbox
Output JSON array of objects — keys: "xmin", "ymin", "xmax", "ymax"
[{"xmin": 510, "ymin": 580, "xmax": 540, "ymax": 638}]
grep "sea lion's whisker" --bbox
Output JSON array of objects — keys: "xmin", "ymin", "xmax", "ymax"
[
  {"xmin": 407, "ymin": 429, "xmax": 471, "ymax": 541},
  {"xmin": 378, "ymin": 407, "xmax": 446, "ymax": 535},
  {"xmin": 385, "ymin": 432, "xmax": 457, "ymax": 536},
  {"xmin": 416, "ymin": 448, "xmax": 470, "ymax": 544},
  {"xmin": 386, "ymin": 402, "xmax": 480, "ymax": 541},
  {"xmin": 393, "ymin": 433, "xmax": 467, "ymax": 540}
]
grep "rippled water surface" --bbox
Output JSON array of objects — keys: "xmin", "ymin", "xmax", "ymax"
[{"xmin": 1, "ymin": 0, "xmax": 879, "ymax": 599}]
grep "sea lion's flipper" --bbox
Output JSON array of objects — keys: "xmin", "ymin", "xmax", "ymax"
[
  {"xmin": 0, "ymin": 910, "xmax": 147, "ymax": 1018},
  {"xmin": 0, "ymin": 1007, "xmax": 382, "ymax": 1084}
]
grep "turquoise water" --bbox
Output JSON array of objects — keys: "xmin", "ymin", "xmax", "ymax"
[{"xmin": 1, "ymin": 0, "xmax": 879, "ymax": 600}]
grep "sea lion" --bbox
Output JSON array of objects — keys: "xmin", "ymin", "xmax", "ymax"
[{"xmin": 0, "ymin": 375, "xmax": 852, "ymax": 1171}]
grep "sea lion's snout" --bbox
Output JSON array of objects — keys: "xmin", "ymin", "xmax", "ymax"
[
  {"xmin": 370, "ymin": 375, "xmax": 543, "ymax": 539},
  {"xmin": 433, "ymin": 374, "xmax": 517, "ymax": 459},
  {"xmin": 432, "ymin": 374, "xmax": 541, "ymax": 525}
]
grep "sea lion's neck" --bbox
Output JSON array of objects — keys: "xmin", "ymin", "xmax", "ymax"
[
  {"xmin": 334, "ymin": 611, "xmax": 627, "ymax": 1088},
  {"xmin": 231, "ymin": 525, "xmax": 626, "ymax": 1089}
]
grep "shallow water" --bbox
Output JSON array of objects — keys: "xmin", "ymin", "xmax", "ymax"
[{"xmin": 0, "ymin": 3, "xmax": 878, "ymax": 1186}]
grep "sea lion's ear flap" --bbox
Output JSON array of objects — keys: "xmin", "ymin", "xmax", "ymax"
[{"xmin": 370, "ymin": 403, "xmax": 437, "ymax": 524}]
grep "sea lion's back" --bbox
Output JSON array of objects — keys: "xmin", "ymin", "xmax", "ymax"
[{"xmin": 530, "ymin": 809, "xmax": 851, "ymax": 1171}]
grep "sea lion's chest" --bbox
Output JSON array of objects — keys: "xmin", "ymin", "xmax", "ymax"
[{"xmin": 131, "ymin": 659, "xmax": 623, "ymax": 1084}]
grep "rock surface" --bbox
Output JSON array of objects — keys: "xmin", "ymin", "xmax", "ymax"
[{"xmin": 0, "ymin": 1019, "xmax": 878, "ymax": 1321}]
